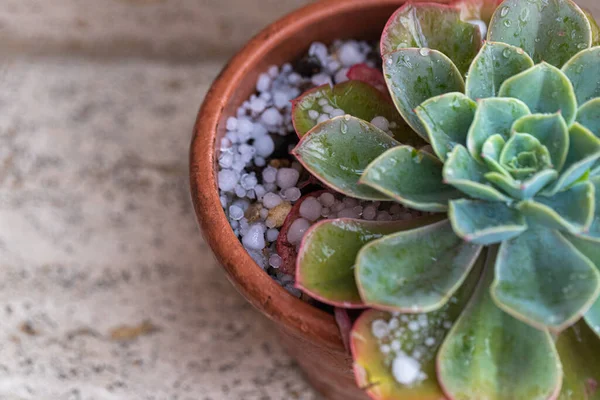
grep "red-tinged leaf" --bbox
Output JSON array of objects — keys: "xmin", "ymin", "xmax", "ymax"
[{"xmin": 346, "ymin": 64, "xmax": 389, "ymax": 97}]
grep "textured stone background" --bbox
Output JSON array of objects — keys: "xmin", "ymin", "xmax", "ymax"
[{"xmin": 1, "ymin": 1, "xmax": 599, "ymax": 399}]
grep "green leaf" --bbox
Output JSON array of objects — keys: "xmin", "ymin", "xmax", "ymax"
[
  {"xmin": 512, "ymin": 113, "xmax": 570, "ymax": 172},
  {"xmin": 350, "ymin": 259, "xmax": 482, "ymax": 400},
  {"xmin": 487, "ymin": 0, "xmax": 592, "ymax": 67},
  {"xmin": 449, "ymin": 199, "xmax": 527, "ymax": 245},
  {"xmin": 292, "ymin": 116, "xmax": 398, "ymax": 201},
  {"xmin": 383, "ymin": 48, "xmax": 465, "ymax": 141},
  {"xmin": 291, "ymin": 81, "xmax": 421, "ymax": 146},
  {"xmin": 481, "ymin": 134, "xmax": 511, "ymax": 176},
  {"xmin": 499, "ymin": 62, "xmax": 578, "ymax": 125},
  {"xmin": 544, "ymin": 123, "xmax": 600, "ymax": 195},
  {"xmin": 466, "ymin": 41, "xmax": 534, "ymax": 100},
  {"xmin": 296, "ymin": 217, "xmax": 440, "ymax": 308},
  {"xmin": 485, "ymin": 169, "xmax": 559, "ymax": 199},
  {"xmin": 361, "ymin": 146, "xmax": 461, "ymax": 212},
  {"xmin": 562, "ymin": 46, "xmax": 600, "ymax": 106},
  {"xmin": 577, "ymin": 98, "xmax": 600, "ymax": 137},
  {"xmin": 355, "ymin": 219, "xmax": 482, "ymax": 313},
  {"xmin": 517, "ymin": 182, "xmax": 595, "ymax": 233},
  {"xmin": 443, "ymin": 145, "xmax": 511, "ymax": 202},
  {"xmin": 564, "ymin": 233, "xmax": 600, "ymax": 338},
  {"xmin": 499, "ymin": 132, "xmax": 553, "ymax": 180},
  {"xmin": 556, "ymin": 321, "xmax": 600, "ymax": 400},
  {"xmin": 438, "ymin": 249, "xmax": 562, "ymax": 400},
  {"xmin": 491, "ymin": 228, "xmax": 600, "ymax": 331},
  {"xmin": 415, "ymin": 92, "xmax": 477, "ymax": 161},
  {"xmin": 580, "ymin": 176, "xmax": 600, "ymax": 241},
  {"xmin": 380, "ymin": 2, "xmax": 481, "ymax": 74},
  {"xmin": 467, "ymin": 97, "xmax": 530, "ymax": 162}
]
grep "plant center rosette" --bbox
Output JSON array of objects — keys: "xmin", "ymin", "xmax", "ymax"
[{"xmin": 289, "ymin": 0, "xmax": 600, "ymax": 398}]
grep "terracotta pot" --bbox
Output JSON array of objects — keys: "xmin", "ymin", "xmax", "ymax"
[{"xmin": 190, "ymin": 0, "xmax": 450, "ymax": 398}]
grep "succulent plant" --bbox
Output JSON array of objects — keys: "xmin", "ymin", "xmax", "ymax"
[{"xmin": 291, "ymin": 0, "xmax": 600, "ymax": 398}]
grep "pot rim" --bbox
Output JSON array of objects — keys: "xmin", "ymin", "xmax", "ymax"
[{"xmin": 189, "ymin": 0, "xmax": 410, "ymax": 350}]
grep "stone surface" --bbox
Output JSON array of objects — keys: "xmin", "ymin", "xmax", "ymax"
[{"xmin": 0, "ymin": 0, "xmax": 324, "ymax": 399}]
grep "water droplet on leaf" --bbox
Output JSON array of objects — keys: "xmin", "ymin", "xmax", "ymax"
[{"xmin": 500, "ymin": 6, "xmax": 510, "ymax": 17}]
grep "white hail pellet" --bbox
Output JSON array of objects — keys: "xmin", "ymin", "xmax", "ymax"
[
  {"xmin": 308, "ymin": 110, "xmax": 320, "ymax": 120},
  {"xmin": 256, "ymin": 73, "xmax": 272, "ymax": 92},
  {"xmin": 262, "ymin": 167, "xmax": 278, "ymax": 183},
  {"xmin": 283, "ymin": 187, "xmax": 301, "ymax": 202},
  {"xmin": 276, "ymin": 168, "xmax": 300, "ymax": 190},
  {"xmin": 266, "ymin": 228, "xmax": 279, "ymax": 242},
  {"xmin": 218, "ymin": 170, "xmax": 238, "ymax": 192},
  {"xmin": 318, "ymin": 192, "xmax": 335, "ymax": 207},
  {"xmin": 299, "ymin": 197, "xmax": 322, "ymax": 221},
  {"xmin": 269, "ymin": 254, "xmax": 283, "ymax": 268},
  {"xmin": 316, "ymin": 114, "xmax": 329, "ymax": 124},
  {"xmin": 263, "ymin": 192, "xmax": 283, "ymax": 209},
  {"xmin": 392, "ymin": 355, "xmax": 422, "ymax": 385},
  {"xmin": 287, "ymin": 218, "xmax": 311, "ymax": 245},
  {"xmin": 330, "ymin": 108, "xmax": 346, "ymax": 117},
  {"xmin": 226, "ymin": 117, "xmax": 238, "ymax": 131},
  {"xmin": 254, "ymin": 135, "xmax": 275, "ymax": 157},
  {"xmin": 334, "ymin": 68, "xmax": 349, "ymax": 84},
  {"xmin": 338, "ymin": 41, "xmax": 366, "ymax": 67},
  {"xmin": 371, "ymin": 319, "xmax": 390, "ymax": 339},
  {"xmin": 242, "ymin": 224, "xmax": 266, "ymax": 250},
  {"xmin": 229, "ymin": 205, "xmax": 244, "ymax": 221},
  {"xmin": 261, "ymin": 107, "xmax": 284, "ymax": 126},
  {"xmin": 371, "ymin": 116, "xmax": 390, "ymax": 132}
]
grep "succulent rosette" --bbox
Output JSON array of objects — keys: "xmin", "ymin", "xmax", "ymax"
[{"xmin": 290, "ymin": 0, "xmax": 600, "ymax": 398}]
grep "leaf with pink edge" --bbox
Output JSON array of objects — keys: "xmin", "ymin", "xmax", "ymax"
[
  {"xmin": 296, "ymin": 216, "xmax": 441, "ymax": 308},
  {"xmin": 487, "ymin": 0, "xmax": 592, "ymax": 67},
  {"xmin": 350, "ymin": 256, "xmax": 483, "ymax": 400},
  {"xmin": 361, "ymin": 146, "xmax": 462, "ymax": 212},
  {"xmin": 355, "ymin": 220, "xmax": 482, "ymax": 313},
  {"xmin": 437, "ymin": 249, "xmax": 562, "ymax": 400},
  {"xmin": 380, "ymin": 2, "xmax": 481, "ymax": 74},
  {"xmin": 383, "ymin": 48, "xmax": 465, "ymax": 141},
  {"xmin": 292, "ymin": 116, "xmax": 399, "ymax": 201},
  {"xmin": 291, "ymin": 81, "xmax": 418, "ymax": 145},
  {"xmin": 346, "ymin": 64, "xmax": 390, "ymax": 97},
  {"xmin": 556, "ymin": 321, "xmax": 600, "ymax": 399}
]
